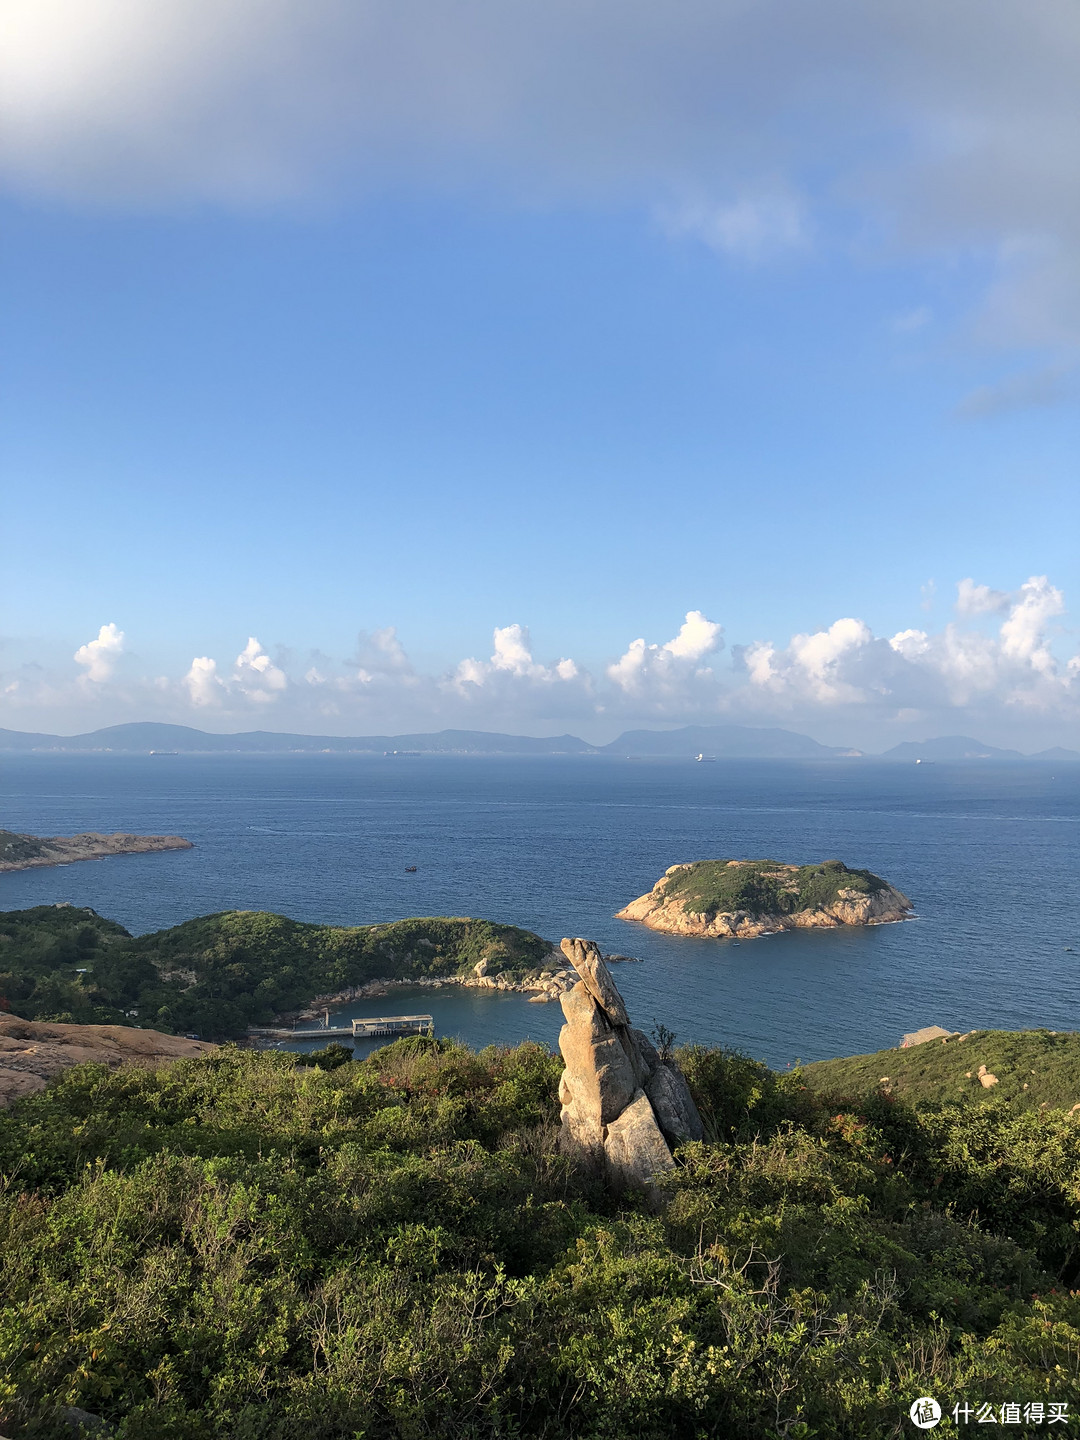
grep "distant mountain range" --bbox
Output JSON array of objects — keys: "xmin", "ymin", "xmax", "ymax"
[
  {"xmin": 879, "ymin": 735, "xmax": 1079, "ymax": 762},
  {"xmin": 0, "ymin": 721, "xmax": 1076, "ymax": 760}
]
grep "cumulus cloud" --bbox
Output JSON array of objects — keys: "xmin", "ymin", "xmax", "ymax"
[
  {"xmin": 4, "ymin": 578, "xmax": 1079, "ymax": 740},
  {"xmin": 2, "ymin": 1, "xmax": 1080, "ymax": 343},
  {"xmin": 956, "ymin": 578, "xmax": 1011, "ymax": 616},
  {"xmin": 608, "ymin": 610, "xmax": 723, "ymax": 699},
  {"xmin": 998, "ymin": 575, "xmax": 1064, "ymax": 678},
  {"xmin": 732, "ymin": 576, "xmax": 1076, "ymax": 719},
  {"xmin": 233, "ymin": 636, "xmax": 287, "ymax": 701},
  {"xmin": 184, "ymin": 655, "xmax": 224, "ymax": 707},
  {"xmin": 452, "ymin": 624, "xmax": 579, "ymax": 691},
  {"xmin": 73, "ymin": 622, "xmax": 124, "ymax": 682}
]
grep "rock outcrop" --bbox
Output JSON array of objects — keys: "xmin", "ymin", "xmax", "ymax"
[
  {"xmin": 0, "ymin": 830, "xmax": 193, "ymax": 873},
  {"xmin": 617, "ymin": 859, "xmax": 913, "ymax": 938},
  {"xmin": 556, "ymin": 937, "xmax": 702, "ymax": 1193},
  {"xmin": 0, "ymin": 1018, "xmax": 215, "ymax": 1108},
  {"xmin": 900, "ymin": 1025, "xmax": 958, "ymax": 1048}
]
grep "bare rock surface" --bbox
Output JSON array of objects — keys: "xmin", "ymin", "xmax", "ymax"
[
  {"xmin": 0, "ymin": 1018, "xmax": 215, "ymax": 1108},
  {"xmin": 557, "ymin": 937, "xmax": 703, "ymax": 1193},
  {"xmin": 901, "ymin": 1025, "xmax": 959, "ymax": 1048},
  {"xmin": 0, "ymin": 830, "xmax": 193, "ymax": 873}
]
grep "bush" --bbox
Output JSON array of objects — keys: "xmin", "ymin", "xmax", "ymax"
[{"xmin": 2, "ymin": 1042, "xmax": 1080, "ymax": 1438}]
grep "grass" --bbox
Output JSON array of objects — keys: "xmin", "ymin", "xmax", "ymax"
[
  {"xmin": 803, "ymin": 1027, "xmax": 1080, "ymax": 1111},
  {"xmin": 658, "ymin": 857, "xmax": 889, "ymax": 919}
]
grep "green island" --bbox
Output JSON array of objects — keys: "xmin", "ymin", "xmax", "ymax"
[
  {"xmin": 662, "ymin": 857, "xmax": 886, "ymax": 912},
  {"xmin": 617, "ymin": 858, "xmax": 912, "ymax": 937},
  {"xmin": 0, "ymin": 905, "xmax": 553, "ymax": 1038}
]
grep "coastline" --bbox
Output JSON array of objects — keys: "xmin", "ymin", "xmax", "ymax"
[
  {"xmin": 0, "ymin": 832, "xmax": 193, "ymax": 873},
  {"xmin": 284, "ymin": 949, "xmax": 645, "ymax": 1024}
]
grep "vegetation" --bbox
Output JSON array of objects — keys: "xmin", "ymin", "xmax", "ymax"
[
  {"xmin": 803, "ymin": 1027, "xmax": 1080, "ymax": 1112},
  {"xmin": 0, "ymin": 906, "xmax": 552, "ymax": 1039},
  {"xmin": 659, "ymin": 858, "xmax": 888, "ymax": 920},
  {"xmin": 0, "ymin": 830, "xmax": 50, "ymax": 865},
  {"xmin": 3, "ymin": 1038, "xmax": 1080, "ymax": 1438}
]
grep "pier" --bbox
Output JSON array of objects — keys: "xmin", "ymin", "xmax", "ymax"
[{"xmin": 248, "ymin": 1014, "xmax": 435, "ymax": 1042}]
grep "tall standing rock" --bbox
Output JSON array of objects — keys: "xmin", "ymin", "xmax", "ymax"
[{"xmin": 557, "ymin": 938, "xmax": 703, "ymax": 1192}]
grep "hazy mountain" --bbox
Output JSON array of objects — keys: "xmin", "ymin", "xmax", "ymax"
[
  {"xmin": 1, "ymin": 721, "xmax": 1072, "ymax": 760},
  {"xmin": 599, "ymin": 725, "xmax": 852, "ymax": 758},
  {"xmin": 881, "ymin": 736, "xmax": 1024, "ymax": 761},
  {"xmin": 0, "ymin": 723, "xmax": 592, "ymax": 755}
]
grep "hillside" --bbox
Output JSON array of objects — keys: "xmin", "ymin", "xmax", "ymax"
[
  {"xmin": 803, "ymin": 1027, "xmax": 1080, "ymax": 1110},
  {"xmin": 0, "ymin": 906, "xmax": 554, "ymax": 1039},
  {"xmin": 618, "ymin": 858, "xmax": 912, "ymax": 937},
  {"xmin": 2, "ymin": 1037, "xmax": 1080, "ymax": 1437}
]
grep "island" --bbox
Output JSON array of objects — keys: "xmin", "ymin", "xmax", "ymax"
[
  {"xmin": 0, "ymin": 829, "xmax": 193, "ymax": 872},
  {"xmin": 616, "ymin": 857, "xmax": 912, "ymax": 937}
]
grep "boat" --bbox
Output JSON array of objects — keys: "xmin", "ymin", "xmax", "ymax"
[
  {"xmin": 695, "ymin": 753, "xmax": 717, "ymax": 763},
  {"xmin": 404, "ymin": 865, "xmax": 418, "ymax": 873}
]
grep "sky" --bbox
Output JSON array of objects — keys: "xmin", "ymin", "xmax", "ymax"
[{"xmin": 1, "ymin": 0, "xmax": 1078, "ymax": 749}]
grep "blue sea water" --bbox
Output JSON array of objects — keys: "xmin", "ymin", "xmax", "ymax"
[{"xmin": 1, "ymin": 753, "xmax": 1078, "ymax": 1066}]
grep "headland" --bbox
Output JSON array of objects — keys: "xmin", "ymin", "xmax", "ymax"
[{"xmin": 0, "ymin": 829, "xmax": 193, "ymax": 872}]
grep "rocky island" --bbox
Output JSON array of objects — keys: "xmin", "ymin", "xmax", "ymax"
[
  {"xmin": 0, "ymin": 829, "xmax": 193, "ymax": 872},
  {"xmin": 617, "ymin": 857, "xmax": 912, "ymax": 937}
]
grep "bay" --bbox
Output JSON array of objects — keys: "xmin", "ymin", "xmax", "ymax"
[{"xmin": 1, "ymin": 753, "xmax": 1077, "ymax": 1065}]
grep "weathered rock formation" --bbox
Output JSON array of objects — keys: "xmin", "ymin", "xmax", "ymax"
[
  {"xmin": 618, "ymin": 859, "xmax": 913, "ymax": 938},
  {"xmin": 900, "ymin": 1025, "xmax": 958, "ymax": 1048},
  {"xmin": 557, "ymin": 937, "xmax": 702, "ymax": 1192},
  {"xmin": 0, "ymin": 830, "xmax": 193, "ymax": 873},
  {"xmin": 0, "ymin": 1018, "xmax": 215, "ymax": 1108}
]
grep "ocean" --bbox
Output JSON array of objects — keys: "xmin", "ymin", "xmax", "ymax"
[{"xmin": 1, "ymin": 753, "xmax": 1077, "ymax": 1066}]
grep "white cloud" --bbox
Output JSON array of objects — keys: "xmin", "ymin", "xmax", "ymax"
[
  {"xmin": 788, "ymin": 618, "xmax": 873, "ymax": 701},
  {"xmin": 233, "ymin": 636, "xmax": 287, "ymax": 701},
  {"xmin": 998, "ymin": 575, "xmax": 1064, "ymax": 677},
  {"xmin": 608, "ymin": 610, "xmax": 723, "ymax": 700},
  {"xmin": 73, "ymin": 622, "xmax": 124, "ymax": 682},
  {"xmin": 4, "ymin": 578, "xmax": 1079, "ymax": 740},
  {"xmin": 452, "ymin": 624, "xmax": 579, "ymax": 691},
  {"xmin": 352, "ymin": 626, "xmax": 413, "ymax": 682},
  {"xmin": 889, "ymin": 628, "xmax": 930, "ymax": 659},
  {"xmin": 184, "ymin": 656, "xmax": 224, "ymax": 707},
  {"xmin": 956, "ymin": 578, "xmax": 1011, "ymax": 616}
]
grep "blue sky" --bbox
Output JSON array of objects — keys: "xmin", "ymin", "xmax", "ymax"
[{"xmin": 2, "ymin": 0, "xmax": 1078, "ymax": 747}]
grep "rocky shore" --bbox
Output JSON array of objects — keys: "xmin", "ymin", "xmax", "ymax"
[
  {"xmin": 617, "ymin": 859, "xmax": 913, "ymax": 938},
  {"xmin": 0, "ymin": 830, "xmax": 193, "ymax": 873},
  {"xmin": 293, "ymin": 949, "xmax": 642, "ymax": 1018}
]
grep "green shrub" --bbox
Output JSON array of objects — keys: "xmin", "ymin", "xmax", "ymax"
[
  {"xmin": 3, "ymin": 1041, "xmax": 1080, "ymax": 1437},
  {"xmin": 659, "ymin": 858, "xmax": 887, "ymax": 920}
]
